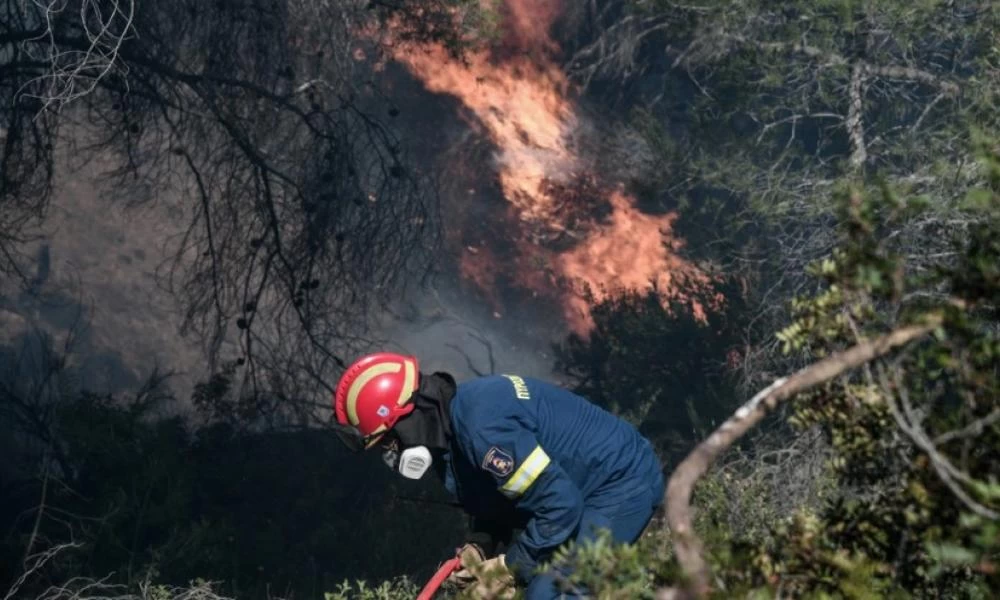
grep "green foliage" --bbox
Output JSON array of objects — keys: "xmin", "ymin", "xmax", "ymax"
[
  {"xmin": 694, "ymin": 429, "xmax": 837, "ymax": 549},
  {"xmin": 728, "ymin": 148, "xmax": 1000, "ymax": 596},
  {"xmin": 546, "ymin": 530, "xmax": 674, "ymax": 599},
  {"xmin": 324, "ymin": 577, "xmax": 421, "ymax": 600}
]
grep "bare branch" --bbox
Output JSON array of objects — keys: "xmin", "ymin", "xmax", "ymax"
[
  {"xmin": 4, "ymin": 542, "xmax": 83, "ymax": 600},
  {"xmin": 19, "ymin": 0, "xmax": 137, "ymax": 112},
  {"xmin": 27, "ymin": 576, "xmax": 237, "ymax": 600},
  {"xmin": 866, "ymin": 65, "xmax": 961, "ymax": 96},
  {"xmin": 880, "ymin": 364, "xmax": 999, "ymax": 520},
  {"xmin": 847, "ymin": 62, "xmax": 868, "ymax": 172},
  {"xmin": 727, "ymin": 35, "xmax": 848, "ymax": 68},
  {"xmin": 933, "ymin": 408, "xmax": 1000, "ymax": 446},
  {"xmin": 22, "ymin": 456, "xmax": 52, "ymax": 565}
]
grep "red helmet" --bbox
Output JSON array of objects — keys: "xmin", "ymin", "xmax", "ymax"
[{"xmin": 334, "ymin": 352, "xmax": 419, "ymax": 448}]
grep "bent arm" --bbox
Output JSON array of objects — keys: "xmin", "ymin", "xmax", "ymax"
[{"xmin": 471, "ymin": 426, "xmax": 584, "ymax": 583}]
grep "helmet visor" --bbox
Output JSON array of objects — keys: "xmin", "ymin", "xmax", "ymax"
[{"xmin": 332, "ymin": 422, "xmax": 366, "ymax": 453}]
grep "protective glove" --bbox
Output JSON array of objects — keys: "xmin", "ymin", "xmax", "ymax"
[
  {"xmin": 447, "ymin": 544, "xmax": 516, "ymax": 599},
  {"xmin": 446, "ymin": 543, "xmax": 486, "ymax": 588},
  {"xmin": 469, "ymin": 554, "xmax": 515, "ymax": 599}
]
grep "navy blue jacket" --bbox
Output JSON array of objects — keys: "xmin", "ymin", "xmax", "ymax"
[{"xmin": 442, "ymin": 374, "xmax": 663, "ymax": 583}]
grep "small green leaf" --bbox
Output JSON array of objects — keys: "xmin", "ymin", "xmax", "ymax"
[{"xmin": 926, "ymin": 542, "xmax": 977, "ymax": 566}]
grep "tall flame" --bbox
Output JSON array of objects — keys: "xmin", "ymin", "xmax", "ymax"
[{"xmin": 391, "ymin": 0, "xmax": 708, "ymax": 335}]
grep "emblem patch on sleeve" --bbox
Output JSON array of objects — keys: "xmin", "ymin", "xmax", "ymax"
[{"xmin": 482, "ymin": 446, "xmax": 515, "ymax": 477}]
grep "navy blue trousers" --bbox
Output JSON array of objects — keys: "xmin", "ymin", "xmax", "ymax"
[{"xmin": 523, "ymin": 472, "xmax": 664, "ymax": 600}]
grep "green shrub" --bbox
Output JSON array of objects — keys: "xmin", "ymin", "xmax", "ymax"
[{"xmin": 323, "ymin": 577, "xmax": 421, "ymax": 600}]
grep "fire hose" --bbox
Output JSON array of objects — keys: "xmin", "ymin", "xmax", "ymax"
[{"xmin": 416, "ymin": 553, "xmax": 463, "ymax": 600}]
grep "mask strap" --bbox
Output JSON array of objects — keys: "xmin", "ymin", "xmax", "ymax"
[{"xmin": 332, "ymin": 422, "xmax": 364, "ymax": 453}]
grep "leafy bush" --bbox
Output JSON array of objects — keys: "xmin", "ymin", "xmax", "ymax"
[{"xmin": 323, "ymin": 577, "xmax": 421, "ymax": 600}]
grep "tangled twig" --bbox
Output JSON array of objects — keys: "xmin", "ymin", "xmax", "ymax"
[{"xmin": 20, "ymin": 0, "xmax": 137, "ymax": 113}]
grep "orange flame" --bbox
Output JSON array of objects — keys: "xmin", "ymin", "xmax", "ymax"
[
  {"xmin": 391, "ymin": 0, "xmax": 709, "ymax": 335},
  {"xmin": 557, "ymin": 190, "xmax": 709, "ymax": 331}
]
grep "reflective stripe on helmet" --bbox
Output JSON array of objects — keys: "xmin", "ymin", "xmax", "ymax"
[
  {"xmin": 396, "ymin": 358, "xmax": 416, "ymax": 406},
  {"xmin": 344, "ymin": 357, "xmax": 417, "ymax": 426}
]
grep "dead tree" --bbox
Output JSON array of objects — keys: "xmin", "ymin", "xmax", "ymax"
[{"xmin": 0, "ymin": 0, "xmax": 478, "ymax": 417}]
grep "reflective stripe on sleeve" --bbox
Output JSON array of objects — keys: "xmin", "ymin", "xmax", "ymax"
[{"xmin": 500, "ymin": 445, "xmax": 551, "ymax": 499}]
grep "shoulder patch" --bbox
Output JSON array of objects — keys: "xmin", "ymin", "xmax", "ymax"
[
  {"xmin": 482, "ymin": 446, "xmax": 515, "ymax": 477},
  {"xmin": 502, "ymin": 374, "xmax": 531, "ymax": 400}
]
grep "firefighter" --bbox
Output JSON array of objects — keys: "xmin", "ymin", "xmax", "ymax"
[{"xmin": 333, "ymin": 352, "xmax": 665, "ymax": 599}]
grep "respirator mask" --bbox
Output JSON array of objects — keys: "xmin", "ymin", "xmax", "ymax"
[
  {"xmin": 380, "ymin": 433, "xmax": 433, "ymax": 480},
  {"xmin": 379, "ymin": 372, "xmax": 455, "ymax": 480}
]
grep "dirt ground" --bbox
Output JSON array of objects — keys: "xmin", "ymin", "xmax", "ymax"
[{"xmin": 0, "ymin": 149, "xmax": 209, "ymax": 402}]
